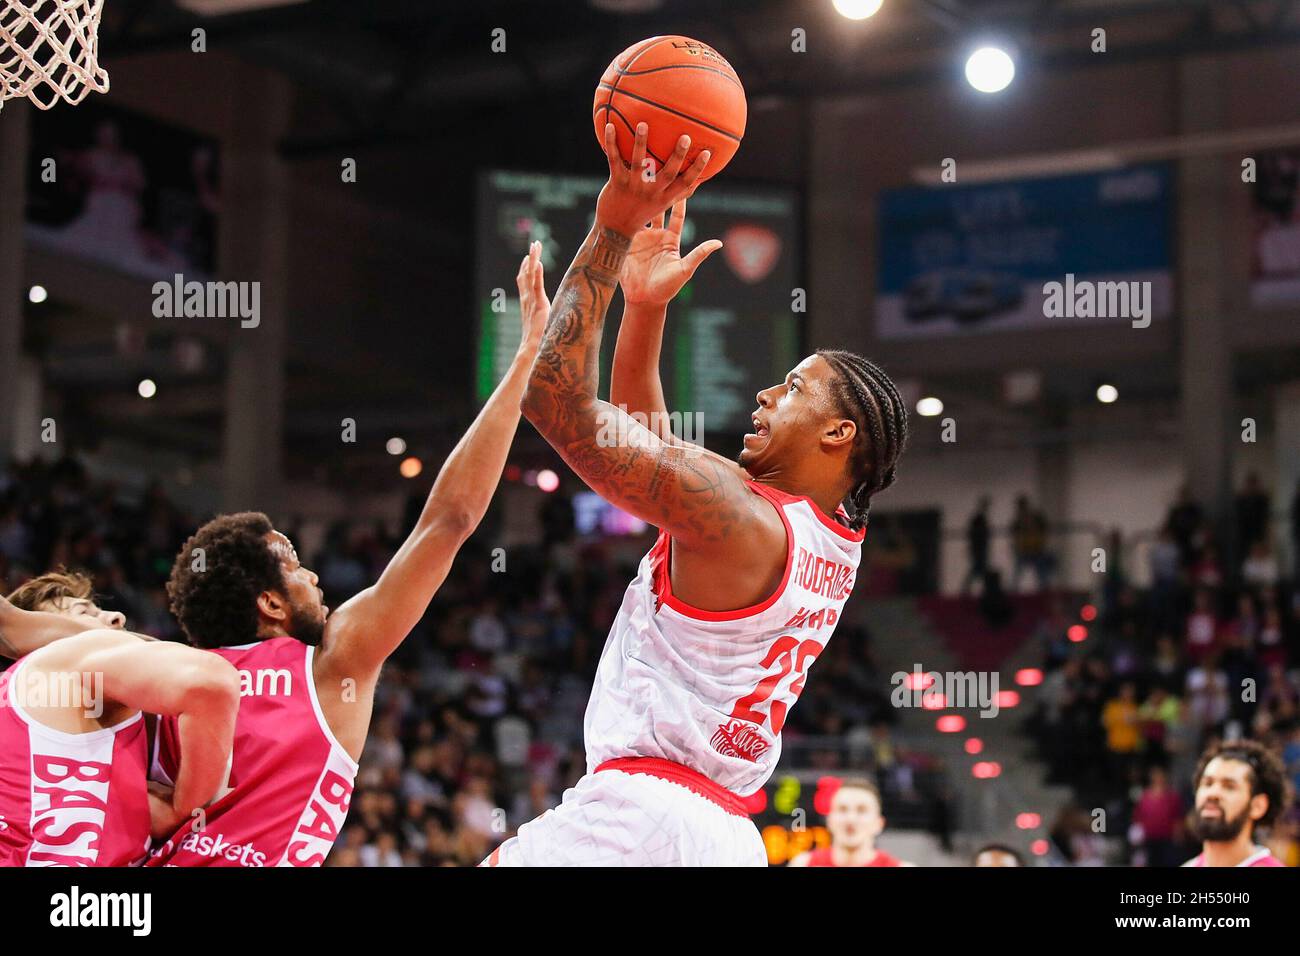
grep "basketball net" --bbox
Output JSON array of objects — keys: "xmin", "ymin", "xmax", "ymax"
[{"xmin": 0, "ymin": 0, "xmax": 109, "ymax": 111}]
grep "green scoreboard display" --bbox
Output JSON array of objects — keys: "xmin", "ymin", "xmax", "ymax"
[{"xmin": 476, "ymin": 170, "xmax": 801, "ymax": 446}]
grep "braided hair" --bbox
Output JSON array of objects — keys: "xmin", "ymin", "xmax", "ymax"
[{"xmin": 816, "ymin": 350, "xmax": 909, "ymax": 531}]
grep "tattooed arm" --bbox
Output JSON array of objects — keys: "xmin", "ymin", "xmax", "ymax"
[{"xmin": 523, "ymin": 124, "xmax": 782, "ymax": 560}]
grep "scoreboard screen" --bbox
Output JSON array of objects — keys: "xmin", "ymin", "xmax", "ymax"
[{"xmin": 475, "ymin": 170, "xmax": 801, "ymax": 444}]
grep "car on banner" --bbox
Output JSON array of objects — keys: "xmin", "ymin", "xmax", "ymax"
[{"xmin": 903, "ymin": 269, "xmax": 1024, "ymax": 325}]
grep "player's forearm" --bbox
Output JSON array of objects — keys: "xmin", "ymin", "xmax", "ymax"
[
  {"xmin": 522, "ymin": 223, "xmax": 630, "ymax": 443},
  {"xmin": 610, "ymin": 300, "xmax": 673, "ymax": 437},
  {"xmin": 169, "ymin": 663, "xmax": 241, "ymax": 817},
  {"xmin": 0, "ymin": 600, "xmax": 98, "ymax": 659}
]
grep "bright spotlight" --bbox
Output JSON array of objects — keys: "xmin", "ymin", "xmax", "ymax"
[
  {"xmin": 537, "ymin": 469, "xmax": 560, "ymax": 493},
  {"xmin": 137, "ymin": 379, "xmax": 157, "ymax": 399},
  {"xmin": 833, "ymin": 0, "xmax": 883, "ymax": 19},
  {"xmin": 28, "ymin": 285, "xmax": 48, "ymax": 304},
  {"xmin": 965, "ymin": 46, "xmax": 1015, "ymax": 93},
  {"xmin": 1096, "ymin": 383, "xmax": 1119, "ymax": 404},
  {"xmin": 400, "ymin": 456, "xmax": 423, "ymax": 479},
  {"xmin": 916, "ymin": 396, "xmax": 944, "ymax": 417},
  {"xmin": 386, "ymin": 437, "xmax": 407, "ymax": 456}
]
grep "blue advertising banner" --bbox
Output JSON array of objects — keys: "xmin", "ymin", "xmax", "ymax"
[
  {"xmin": 876, "ymin": 164, "xmax": 1174, "ymax": 338},
  {"xmin": 1251, "ymin": 150, "xmax": 1300, "ymax": 307}
]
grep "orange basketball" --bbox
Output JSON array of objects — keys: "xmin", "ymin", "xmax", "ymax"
[{"xmin": 593, "ymin": 35, "xmax": 746, "ymax": 182}]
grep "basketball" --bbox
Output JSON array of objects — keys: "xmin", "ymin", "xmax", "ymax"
[{"xmin": 593, "ymin": 35, "xmax": 747, "ymax": 181}]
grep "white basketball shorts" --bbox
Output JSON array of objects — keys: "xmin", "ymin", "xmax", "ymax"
[{"xmin": 481, "ymin": 757, "xmax": 767, "ymax": 867}]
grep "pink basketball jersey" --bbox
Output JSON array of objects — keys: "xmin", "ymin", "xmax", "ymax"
[
  {"xmin": 0, "ymin": 658, "xmax": 150, "ymax": 866},
  {"xmin": 1183, "ymin": 847, "xmax": 1286, "ymax": 867},
  {"xmin": 146, "ymin": 637, "xmax": 358, "ymax": 867}
]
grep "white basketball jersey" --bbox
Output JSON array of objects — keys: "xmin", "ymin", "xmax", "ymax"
[{"xmin": 584, "ymin": 481, "xmax": 864, "ymax": 796}]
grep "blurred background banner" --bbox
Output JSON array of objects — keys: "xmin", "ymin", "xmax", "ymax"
[
  {"xmin": 1251, "ymin": 149, "xmax": 1300, "ymax": 307},
  {"xmin": 876, "ymin": 164, "xmax": 1174, "ymax": 339},
  {"xmin": 25, "ymin": 101, "xmax": 220, "ymax": 281},
  {"xmin": 475, "ymin": 169, "xmax": 800, "ymax": 433}
]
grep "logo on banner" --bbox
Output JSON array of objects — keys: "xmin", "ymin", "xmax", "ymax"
[{"xmin": 723, "ymin": 224, "xmax": 781, "ymax": 284}]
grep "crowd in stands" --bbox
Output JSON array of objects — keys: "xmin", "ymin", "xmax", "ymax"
[
  {"xmin": 5, "ymin": 453, "xmax": 1298, "ymax": 865},
  {"xmin": 1014, "ymin": 476, "xmax": 1300, "ymax": 866}
]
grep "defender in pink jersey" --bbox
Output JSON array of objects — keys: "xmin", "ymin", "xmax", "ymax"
[
  {"xmin": 493, "ymin": 123, "xmax": 908, "ymax": 866},
  {"xmin": 145, "ymin": 251, "xmax": 547, "ymax": 867},
  {"xmin": 1182, "ymin": 739, "xmax": 1291, "ymax": 868},
  {"xmin": 0, "ymin": 576, "xmax": 239, "ymax": 867}
]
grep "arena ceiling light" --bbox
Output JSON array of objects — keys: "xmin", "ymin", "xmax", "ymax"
[
  {"xmin": 833, "ymin": 0, "xmax": 884, "ymax": 19},
  {"xmin": 386, "ymin": 437, "xmax": 407, "ymax": 456},
  {"xmin": 965, "ymin": 45, "xmax": 1016, "ymax": 94},
  {"xmin": 916, "ymin": 396, "xmax": 944, "ymax": 417},
  {"xmin": 536, "ymin": 469, "xmax": 560, "ymax": 493},
  {"xmin": 27, "ymin": 284, "xmax": 47, "ymax": 304},
  {"xmin": 1096, "ymin": 383, "xmax": 1119, "ymax": 404},
  {"xmin": 137, "ymin": 379, "xmax": 157, "ymax": 399}
]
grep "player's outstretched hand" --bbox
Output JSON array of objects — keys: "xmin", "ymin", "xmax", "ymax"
[
  {"xmin": 595, "ymin": 121, "xmax": 710, "ymax": 238},
  {"xmin": 516, "ymin": 240, "xmax": 549, "ymax": 354},
  {"xmin": 621, "ymin": 198, "xmax": 722, "ymax": 306}
]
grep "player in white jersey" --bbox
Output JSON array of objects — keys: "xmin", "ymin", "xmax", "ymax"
[{"xmin": 486, "ymin": 123, "xmax": 909, "ymax": 866}]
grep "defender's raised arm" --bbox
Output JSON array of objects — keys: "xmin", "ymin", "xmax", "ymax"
[{"xmin": 316, "ymin": 249, "xmax": 548, "ymax": 684}]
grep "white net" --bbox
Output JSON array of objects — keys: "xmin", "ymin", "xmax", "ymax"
[{"xmin": 0, "ymin": 0, "xmax": 108, "ymax": 110}]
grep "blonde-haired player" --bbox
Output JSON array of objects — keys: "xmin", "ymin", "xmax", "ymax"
[{"xmin": 788, "ymin": 777, "xmax": 913, "ymax": 867}]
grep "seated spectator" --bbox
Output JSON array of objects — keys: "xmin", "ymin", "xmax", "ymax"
[
  {"xmin": 1138, "ymin": 685, "xmax": 1182, "ymax": 765},
  {"xmin": 1242, "ymin": 542, "xmax": 1280, "ymax": 591},
  {"xmin": 1184, "ymin": 588, "xmax": 1219, "ymax": 663},
  {"xmin": 1225, "ymin": 593, "xmax": 1260, "ymax": 650},
  {"xmin": 359, "ymin": 831, "xmax": 404, "ymax": 867},
  {"xmin": 1148, "ymin": 528, "xmax": 1182, "ymax": 636},
  {"xmin": 1101, "ymin": 682, "xmax": 1142, "ymax": 784},
  {"xmin": 1190, "ymin": 544, "xmax": 1223, "ymax": 590},
  {"xmin": 1260, "ymin": 662, "xmax": 1299, "ymax": 717},
  {"xmin": 1257, "ymin": 605, "xmax": 1287, "ymax": 670},
  {"xmin": 1184, "ymin": 656, "xmax": 1230, "ymax": 734},
  {"xmin": 1130, "ymin": 766, "xmax": 1185, "ymax": 867},
  {"xmin": 1148, "ymin": 634, "xmax": 1184, "ymax": 693}
]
